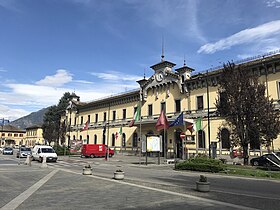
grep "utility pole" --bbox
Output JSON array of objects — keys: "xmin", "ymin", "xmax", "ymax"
[{"xmin": 206, "ymin": 70, "xmax": 211, "ymax": 158}]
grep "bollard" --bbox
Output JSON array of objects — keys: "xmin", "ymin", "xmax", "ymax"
[
  {"xmin": 40, "ymin": 156, "xmax": 48, "ymax": 168},
  {"xmin": 24, "ymin": 155, "xmax": 31, "ymax": 166}
]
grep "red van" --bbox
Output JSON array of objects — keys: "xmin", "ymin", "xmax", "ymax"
[{"xmin": 81, "ymin": 144, "xmax": 114, "ymax": 158}]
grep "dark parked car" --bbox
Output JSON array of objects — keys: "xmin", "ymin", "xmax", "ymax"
[
  {"xmin": 16, "ymin": 147, "xmax": 32, "ymax": 158},
  {"xmin": 250, "ymin": 153, "xmax": 280, "ymax": 167},
  {"xmin": 2, "ymin": 147, "xmax": 13, "ymax": 155}
]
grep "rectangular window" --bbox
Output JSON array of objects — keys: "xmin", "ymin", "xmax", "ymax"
[
  {"xmin": 278, "ymin": 81, "xmax": 280, "ymax": 99},
  {"xmin": 161, "ymin": 102, "xmax": 166, "ymax": 114},
  {"xmin": 112, "ymin": 110, "xmax": 116, "ymax": 121},
  {"xmin": 123, "ymin": 109, "xmax": 126, "ymax": 119},
  {"xmin": 19, "ymin": 134, "xmax": 23, "ymax": 137},
  {"xmin": 8, "ymin": 133, "xmax": 12, "ymax": 137},
  {"xmin": 175, "ymin": 99, "xmax": 181, "ymax": 113},
  {"xmin": 103, "ymin": 112, "xmax": 107, "ymax": 122},
  {"xmin": 74, "ymin": 117, "xmax": 77, "ymax": 125},
  {"xmin": 148, "ymin": 104, "xmax": 153, "ymax": 117},
  {"xmin": 197, "ymin": 96, "xmax": 204, "ymax": 110},
  {"xmin": 95, "ymin": 114, "xmax": 98, "ymax": 123},
  {"xmin": 87, "ymin": 115, "xmax": 90, "ymax": 123},
  {"xmin": 14, "ymin": 134, "xmax": 18, "ymax": 137},
  {"xmin": 2, "ymin": 133, "xmax": 5, "ymax": 136},
  {"xmin": 80, "ymin": 116, "xmax": 83, "ymax": 125}
]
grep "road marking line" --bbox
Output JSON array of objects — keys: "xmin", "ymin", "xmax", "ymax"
[
  {"xmin": 59, "ymin": 168, "xmax": 258, "ymax": 210},
  {"xmin": 1, "ymin": 169, "xmax": 58, "ymax": 210},
  {"xmin": 213, "ymin": 189, "xmax": 280, "ymax": 201}
]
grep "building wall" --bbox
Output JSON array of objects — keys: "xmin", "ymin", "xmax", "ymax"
[
  {"xmin": 25, "ymin": 127, "xmax": 44, "ymax": 146},
  {"xmin": 0, "ymin": 125, "xmax": 26, "ymax": 147},
  {"xmin": 65, "ymin": 53, "xmax": 280, "ymax": 158}
]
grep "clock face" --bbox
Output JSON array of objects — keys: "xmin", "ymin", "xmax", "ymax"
[{"xmin": 156, "ymin": 72, "xmax": 163, "ymax": 82}]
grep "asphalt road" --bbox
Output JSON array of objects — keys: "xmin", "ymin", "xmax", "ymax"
[{"xmin": 0, "ymin": 153, "xmax": 280, "ymax": 210}]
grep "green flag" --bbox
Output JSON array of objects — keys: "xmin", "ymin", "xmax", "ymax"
[
  {"xmin": 119, "ymin": 126, "xmax": 123, "ymax": 136},
  {"xmin": 194, "ymin": 117, "xmax": 202, "ymax": 131},
  {"xmin": 129, "ymin": 104, "xmax": 141, "ymax": 127}
]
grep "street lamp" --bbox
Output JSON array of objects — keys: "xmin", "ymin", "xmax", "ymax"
[
  {"xmin": 262, "ymin": 56, "xmax": 274, "ymax": 152},
  {"xmin": 206, "ymin": 70, "xmax": 211, "ymax": 158}
]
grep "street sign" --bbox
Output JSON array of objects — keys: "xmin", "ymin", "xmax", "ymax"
[{"xmin": 180, "ymin": 132, "xmax": 186, "ymax": 140}]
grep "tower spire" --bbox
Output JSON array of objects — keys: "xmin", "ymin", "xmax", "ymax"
[
  {"xmin": 183, "ymin": 54, "xmax": 186, "ymax": 66},
  {"xmin": 161, "ymin": 36, "xmax": 165, "ymax": 62},
  {"xmin": 144, "ymin": 68, "xmax": 146, "ymax": 79}
]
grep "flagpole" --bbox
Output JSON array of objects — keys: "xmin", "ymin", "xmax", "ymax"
[
  {"xmin": 87, "ymin": 124, "xmax": 89, "ymax": 144},
  {"xmin": 182, "ymin": 131, "xmax": 185, "ymax": 160},
  {"xmin": 106, "ymin": 102, "xmax": 111, "ymax": 161},
  {"xmin": 139, "ymin": 100, "xmax": 142, "ymax": 165}
]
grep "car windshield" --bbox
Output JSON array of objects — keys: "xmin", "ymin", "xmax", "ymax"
[
  {"xmin": 41, "ymin": 148, "xmax": 55, "ymax": 153},
  {"xmin": 21, "ymin": 148, "xmax": 31, "ymax": 151},
  {"xmin": 5, "ymin": 148, "xmax": 12, "ymax": 151}
]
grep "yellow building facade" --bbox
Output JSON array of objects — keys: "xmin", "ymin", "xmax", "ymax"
[
  {"xmin": 25, "ymin": 125, "xmax": 44, "ymax": 146},
  {"xmin": 65, "ymin": 52, "xmax": 280, "ymax": 158},
  {"xmin": 0, "ymin": 125, "xmax": 26, "ymax": 147}
]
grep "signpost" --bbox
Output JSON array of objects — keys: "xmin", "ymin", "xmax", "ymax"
[{"xmin": 180, "ymin": 132, "xmax": 186, "ymax": 160}]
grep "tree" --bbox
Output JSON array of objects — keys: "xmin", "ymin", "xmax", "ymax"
[
  {"xmin": 216, "ymin": 62, "xmax": 280, "ymax": 165},
  {"xmin": 42, "ymin": 92, "xmax": 71, "ymax": 146}
]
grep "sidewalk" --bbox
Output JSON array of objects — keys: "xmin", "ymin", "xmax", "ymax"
[{"xmin": 59, "ymin": 152, "xmax": 174, "ymax": 167}]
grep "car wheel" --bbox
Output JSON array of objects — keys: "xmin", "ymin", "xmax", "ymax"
[
  {"xmin": 253, "ymin": 161, "xmax": 259, "ymax": 166},
  {"xmin": 39, "ymin": 157, "xmax": 43, "ymax": 163},
  {"xmin": 90, "ymin": 154, "xmax": 95, "ymax": 158}
]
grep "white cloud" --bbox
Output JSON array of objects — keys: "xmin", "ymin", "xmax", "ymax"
[
  {"xmin": 266, "ymin": 0, "xmax": 280, "ymax": 8},
  {"xmin": 198, "ymin": 20, "xmax": 280, "ymax": 54},
  {"xmin": 0, "ymin": 69, "xmax": 141, "ymax": 120},
  {"xmin": 73, "ymin": 80, "xmax": 94, "ymax": 84},
  {"xmin": 0, "ymin": 0, "xmax": 22, "ymax": 12},
  {"xmin": 35, "ymin": 69, "xmax": 72, "ymax": 87},
  {"xmin": 0, "ymin": 68, "xmax": 7, "ymax": 72},
  {"xmin": 0, "ymin": 104, "xmax": 29, "ymax": 121},
  {"xmin": 90, "ymin": 71, "xmax": 142, "ymax": 82}
]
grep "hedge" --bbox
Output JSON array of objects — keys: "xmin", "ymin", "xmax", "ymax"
[{"xmin": 175, "ymin": 157, "xmax": 225, "ymax": 173}]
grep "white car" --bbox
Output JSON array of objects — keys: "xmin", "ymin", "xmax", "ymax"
[{"xmin": 32, "ymin": 145, "xmax": 57, "ymax": 162}]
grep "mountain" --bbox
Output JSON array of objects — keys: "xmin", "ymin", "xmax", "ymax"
[{"xmin": 10, "ymin": 107, "xmax": 49, "ymax": 129}]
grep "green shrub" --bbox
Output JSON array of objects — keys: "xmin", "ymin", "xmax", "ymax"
[
  {"xmin": 53, "ymin": 144, "xmax": 70, "ymax": 156},
  {"xmin": 176, "ymin": 157, "xmax": 225, "ymax": 173}
]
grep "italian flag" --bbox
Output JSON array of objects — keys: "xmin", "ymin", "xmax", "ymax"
[
  {"xmin": 82, "ymin": 120, "xmax": 89, "ymax": 131},
  {"xmin": 116, "ymin": 126, "xmax": 122, "ymax": 140},
  {"xmin": 129, "ymin": 104, "xmax": 141, "ymax": 127}
]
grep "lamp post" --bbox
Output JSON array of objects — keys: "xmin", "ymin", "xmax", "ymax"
[
  {"xmin": 262, "ymin": 56, "xmax": 274, "ymax": 152},
  {"xmin": 206, "ymin": 70, "xmax": 211, "ymax": 158}
]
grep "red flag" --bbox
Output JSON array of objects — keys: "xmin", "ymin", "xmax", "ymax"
[
  {"xmin": 82, "ymin": 120, "xmax": 89, "ymax": 131},
  {"xmin": 186, "ymin": 122, "xmax": 194, "ymax": 133},
  {"xmin": 155, "ymin": 110, "xmax": 169, "ymax": 131}
]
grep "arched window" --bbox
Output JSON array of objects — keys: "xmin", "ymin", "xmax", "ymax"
[
  {"xmin": 122, "ymin": 133, "xmax": 126, "ymax": 147},
  {"xmin": 79, "ymin": 135, "xmax": 82, "ymax": 141},
  {"xmin": 86, "ymin": 135, "xmax": 89, "ymax": 144},
  {"xmin": 94, "ymin": 134, "xmax": 97, "ymax": 144},
  {"xmin": 102, "ymin": 134, "xmax": 106, "ymax": 144},
  {"xmin": 221, "ymin": 128, "xmax": 230, "ymax": 149},
  {"xmin": 133, "ymin": 133, "xmax": 138, "ymax": 147},
  {"xmin": 73, "ymin": 135, "xmax": 75, "ymax": 141},
  {"xmin": 198, "ymin": 130, "xmax": 205, "ymax": 148},
  {"xmin": 68, "ymin": 136, "xmax": 70, "ymax": 147},
  {"xmin": 112, "ymin": 133, "xmax": 115, "ymax": 146}
]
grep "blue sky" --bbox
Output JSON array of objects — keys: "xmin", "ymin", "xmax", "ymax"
[{"xmin": 1, "ymin": 0, "xmax": 280, "ymax": 121}]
